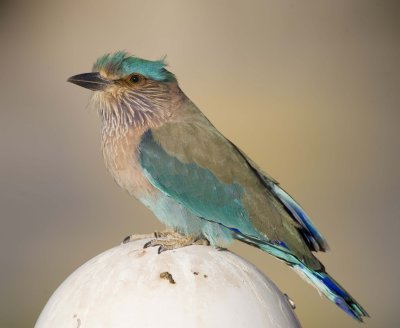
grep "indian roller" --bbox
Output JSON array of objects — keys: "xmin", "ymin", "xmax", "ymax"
[{"xmin": 68, "ymin": 51, "xmax": 368, "ymax": 321}]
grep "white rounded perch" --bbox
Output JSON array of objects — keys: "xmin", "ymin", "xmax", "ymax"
[{"xmin": 35, "ymin": 239, "xmax": 301, "ymax": 328}]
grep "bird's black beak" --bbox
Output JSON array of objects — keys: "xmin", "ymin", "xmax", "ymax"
[{"xmin": 67, "ymin": 72, "xmax": 111, "ymax": 91}]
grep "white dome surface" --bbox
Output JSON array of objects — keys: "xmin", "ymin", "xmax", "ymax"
[{"xmin": 35, "ymin": 239, "xmax": 301, "ymax": 328}]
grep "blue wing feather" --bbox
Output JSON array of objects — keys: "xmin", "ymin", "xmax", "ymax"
[
  {"xmin": 227, "ymin": 141, "xmax": 329, "ymax": 252},
  {"xmin": 271, "ymin": 184, "xmax": 330, "ymax": 252}
]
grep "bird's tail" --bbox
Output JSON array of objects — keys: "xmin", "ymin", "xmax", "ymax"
[
  {"xmin": 292, "ymin": 264, "xmax": 369, "ymax": 322},
  {"xmin": 234, "ymin": 233, "xmax": 368, "ymax": 321}
]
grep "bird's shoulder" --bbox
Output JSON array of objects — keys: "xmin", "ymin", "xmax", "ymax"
[{"xmin": 148, "ymin": 116, "xmax": 258, "ymax": 186}]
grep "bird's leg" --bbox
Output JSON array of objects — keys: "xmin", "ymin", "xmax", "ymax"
[
  {"xmin": 153, "ymin": 229, "xmax": 179, "ymax": 238},
  {"xmin": 143, "ymin": 231, "xmax": 210, "ymax": 254},
  {"xmin": 122, "ymin": 230, "xmax": 192, "ymax": 244}
]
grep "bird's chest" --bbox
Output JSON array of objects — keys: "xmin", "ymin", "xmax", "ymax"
[{"xmin": 101, "ymin": 129, "xmax": 155, "ymax": 198}]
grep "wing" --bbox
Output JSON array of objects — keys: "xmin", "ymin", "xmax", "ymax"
[
  {"xmin": 138, "ymin": 120, "xmax": 326, "ymax": 267},
  {"xmin": 228, "ymin": 141, "xmax": 329, "ymax": 252},
  {"xmin": 138, "ymin": 128, "xmax": 260, "ymax": 238}
]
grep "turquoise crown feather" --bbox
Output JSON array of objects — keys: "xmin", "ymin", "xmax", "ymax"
[{"xmin": 93, "ymin": 51, "xmax": 175, "ymax": 81}]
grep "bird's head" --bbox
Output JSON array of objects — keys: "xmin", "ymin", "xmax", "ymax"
[{"xmin": 68, "ymin": 51, "xmax": 180, "ymax": 135}]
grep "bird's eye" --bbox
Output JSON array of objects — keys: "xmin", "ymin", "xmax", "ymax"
[{"xmin": 130, "ymin": 74, "xmax": 142, "ymax": 84}]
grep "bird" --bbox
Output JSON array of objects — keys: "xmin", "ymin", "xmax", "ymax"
[{"xmin": 68, "ymin": 51, "xmax": 368, "ymax": 322}]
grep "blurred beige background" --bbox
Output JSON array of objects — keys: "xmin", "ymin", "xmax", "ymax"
[{"xmin": 1, "ymin": 0, "xmax": 399, "ymax": 327}]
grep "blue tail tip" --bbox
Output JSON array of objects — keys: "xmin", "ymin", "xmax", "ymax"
[
  {"xmin": 335, "ymin": 297, "xmax": 369, "ymax": 322},
  {"xmin": 317, "ymin": 272, "xmax": 369, "ymax": 321}
]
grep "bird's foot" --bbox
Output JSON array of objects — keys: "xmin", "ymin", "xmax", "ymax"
[
  {"xmin": 122, "ymin": 230, "xmax": 197, "ymax": 244},
  {"xmin": 122, "ymin": 232, "xmax": 159, "ymax": 244},
  {"xmin": 143, "ymin": 232, "xmax": 210, "ymax": 254},
  {"xmin": 153, "ymin": 229, "xmax": 180, "ymax": 239}
]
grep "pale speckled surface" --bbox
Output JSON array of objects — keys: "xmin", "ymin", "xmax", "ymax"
[{"xmin": 35, "ymin": 240, "xmax": 301, "ymax": 328}]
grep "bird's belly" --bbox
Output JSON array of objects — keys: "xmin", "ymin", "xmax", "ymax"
[
  {"xmin": 111, "ymin": 165, "xmax": 154, "ymax": 198},
  {"xmin": 140, "ymin": 191, "xmax": 234, "ymax": 247}
]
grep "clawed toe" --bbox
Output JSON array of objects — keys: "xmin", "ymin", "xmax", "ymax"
[
  {"xmin": 122, "ymin": 233, "xmax": 156, "ymax": 244},
  {"xmin": 158, "ymin": 245, "xmax": 170, "ymax": 254},
  {"xmin": 143, "ymin": 240, "xmax": 154, "ymax": 248},
  {"xmin": 124, "ymin": 230, "xmax": 209, "ymax": 252},
  {"xmin": 122, "ymin": 230, "xmax": 183, "ymax": 244},
  {"xmin": 142, "ymin": 234, "xmax": 210, "ymax": 254}
]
